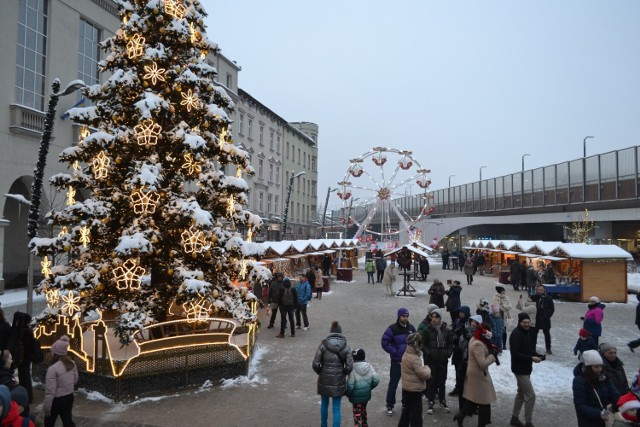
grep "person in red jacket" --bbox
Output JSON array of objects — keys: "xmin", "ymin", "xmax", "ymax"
[{"xmin": 0, "ymin": 384, "xmax": 35, "ymax": 427}]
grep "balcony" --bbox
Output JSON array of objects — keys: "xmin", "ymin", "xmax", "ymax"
[{"xmin": 10, "ymin": 104, "xmax": 46, "ymax": 137}]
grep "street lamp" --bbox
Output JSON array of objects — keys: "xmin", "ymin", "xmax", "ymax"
[
  {"xmin": 281, "ymin": 170, "xmax": 306, "ymax": 240},
  {"xmin": 583, "ymin": 136, "xmax": 594, "ymax": 157},
  {"xmin": 521, "ymin": 154, "xmax": 530, "ymax": 172},
  {"xmin": 448, "ymin": 175, "xmax": 455, "ymax": 187},
  {"xmin": 321, "ymin": 187, "xmax": 337, "ymax": 237},
  {"xmin": 479, "ymin": 166, "xmax": 487, "ymax": 181},
  {"xmin": 25, "ymin": 79, "xmax": 85, "ymax": 315}
]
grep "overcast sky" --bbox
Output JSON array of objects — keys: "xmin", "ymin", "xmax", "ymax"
[{"xmin": 200, "ymin": 0, "xmax": 640, "ymax": 210}]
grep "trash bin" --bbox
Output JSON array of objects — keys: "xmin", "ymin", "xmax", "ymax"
[
  {"xmin": 322, "ymin": 276, "xmax": 330, "ymax": 292},
  {"xmin": 337, "ymin": 268, "xmax": 353, "ymax": 282},
  {"xmin": 499, "ymin": 270, "xmax": 510, "ymax": 284}
]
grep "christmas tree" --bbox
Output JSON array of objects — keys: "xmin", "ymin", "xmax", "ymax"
[{"xmin": 30, "ymin": 0, "xmax": 270, "ymax": 343}]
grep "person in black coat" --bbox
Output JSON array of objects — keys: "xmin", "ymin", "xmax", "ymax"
[
  {"xmin": 9, "ymin": 312, "xmax": 40, "ymax": 402},
  {"xmin": 531, "ymin": 285, "xmax": 554, "ymax": 355},
  {"xmin": 375, "ymin": 252, "xmax": 387, "ymax": 283},
  {"xmin": 572, "ymin": 350, "xmax": 620, "ymax": 427},
  {"xmin": 266, "ymin": 272, "xmax": 284, "ymax": 329},
  {"xmin": 275, "ymin": 278, "xmax": 298, "ymax": 338},
  {"xmin": 509, "ymin": 260, "xmax": 523, "ymax": 291},
  {"xmin": 509, "ymin": 313, "xmax": 543, "ymax": 427},
  {"xmin": 627, "ymin": 293, "xmax": 640, "ymax": 352},
  {"xmin": 418, "ymin": 256, "xmax": 430, "ymax": 281},
  {"xmin": 445, "ymin": 281, "xmax": 463, "ymax": 325}
]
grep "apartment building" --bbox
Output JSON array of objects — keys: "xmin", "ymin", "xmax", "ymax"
[{"xmin": 0, "ymin": 0, "xmax": 318, "ymax": 289}]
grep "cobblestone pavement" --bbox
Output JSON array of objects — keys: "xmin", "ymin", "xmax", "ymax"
[{"xmin": 4, "ymin": 260, "xmax": 639, "ymax": 427}]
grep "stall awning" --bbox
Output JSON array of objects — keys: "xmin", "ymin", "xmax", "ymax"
[
  {"xmin": 502, "ymin": 251, "xmax": 521, "ymax": 255},
  {"xmin": 540, "ymin": 255, "xmax": 568, "ymax": 261}
]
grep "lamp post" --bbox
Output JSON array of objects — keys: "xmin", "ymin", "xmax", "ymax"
[
  {"xmin": 521, "ymin": 154, "xmax": 530, "ymax": 172},
  {"xmin": 583, "ymin": 136, "xmax": 594, "ymax": 158},
  {"xmin": 281, "ymin": 170, "xmax": 305, "ymax": 240},
  {"xmin": 25, "ymin": 79, "xmax": 85, "ymax": 315},
  {"xmin": 448, "ymin": 175, "xmax": 455, "ymax": 187},
  {"xmin": 321, "ymin": 187, "xmax": 337, "ymax": 238},
  {"xmin": 479, "ymin": 166, "xmax": 487, "ymax": 181}
]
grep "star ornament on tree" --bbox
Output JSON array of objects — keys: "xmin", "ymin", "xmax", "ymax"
[
  {"xmin": 181, "ymin": 224, "xmax": 207, "ymax": 254},
  {"xmin": 113, "ymin": 259, "xmax": 146, "ymax": 290},
  {"xmin": 60, "ymin": 291, "xmax": 81, "ymax": 316},
  {"xmin": 126, "ymin": 33, "xmax": 145, "ymax": 59},
  {"xmin": 92, "ymin": 151, "xmax": 111, "ymax": 179},
  {"xmin": 143, "ymin": 62, "xmax": 166, "ymax": 85},
  {"xmin": 131, "ymin": 189, "xmax": 161, "ymax": 214},
  {"xmin": 180, "ymin": 89, "xmax": 200, "ymax": 112},
  {"xmin": 134, "ymin": 119, "xmax": 162, "ymax": 146}
]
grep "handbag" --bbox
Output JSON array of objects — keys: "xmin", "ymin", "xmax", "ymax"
[{"xmin": 593, "ymin": 387, "xmax": 615, "ymax": 427}]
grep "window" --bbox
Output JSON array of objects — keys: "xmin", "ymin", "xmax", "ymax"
[
  {"xmin": 15, "ymin": 0, "xmax": 48, "ymax": 110},
  {"xmin": 259, "ymin": 125, "xmax": 264, "ymax": 146},
  {"xmin": 276, "ymin": 135, "xmax": 280, "ymax": 153},
  {"xmin": 276, "ymin": 166, "xmax": 280, "ymax": 183},
  {"xmin": 269, "ymin": 163, "xmax": 273, "ymax": 181},
  {"xmin": 292, "ymin": 145, "xmax": 295, "ymax": 162},
  {"xmin": 78, "ymin": 19, "xmax": 100, "ymax": 91},
  {"xmin": 274, "ymin": 196, "xmax": 279, "ymax": 214},
  {"xmin": 302, "ymin": 178, "xmax": 306, "ymax": 195},
  {"xmin": 270, "ymin": 131, "xmax": 274, "ymax": 150},
  {"xmin": 267, "ymin": 194, "xmax": 272, "ymax": 213},
  {"xmin": 312, "ymin": 157, "xmax": 316, "ymax": 171},
  {"xmin": 226, "ymin": 73, "xmax": 232, "ymax": 88},
  {"xmin": 298, "ymin": 148, "xmax": 301, "ymax": 164},
  {"xmin": 248, "ymin": 119, "xmax": 253, "ymax": 139},
  {"xmin": 239, "ymin": 113, "xmax": 244, "ymax": 135},
  {"xmin": 259, "ymin": 192, "xmax": 264, "ymax": 212},
  {"xmin": 286, "ymin": 141, "xmax": 289, "ymax": 158},
  {"xmin": 303, "ymin": 151, "xmax": 306, "ymax": 168},
  {"xmin": 258, "ymin": 159, "xmax": 263, "ymax": 179}
]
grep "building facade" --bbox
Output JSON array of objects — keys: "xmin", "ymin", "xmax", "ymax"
[{"xmin": 0, "ymin": 0, "xmax": 318, "ymax": 289}]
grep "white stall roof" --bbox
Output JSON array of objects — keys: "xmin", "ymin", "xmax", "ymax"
[
  {"xmin": 529, "ymin": 242, "xmax": 564, "ymax": 255},
  {"xmin": 551, "ymin": 243, "xmax": 633, "ymax": 260}
]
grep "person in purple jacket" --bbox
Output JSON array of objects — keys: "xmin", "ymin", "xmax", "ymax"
[{"xmin": 381, "ymin": 307, "xmax": 416, "ymax": 416}]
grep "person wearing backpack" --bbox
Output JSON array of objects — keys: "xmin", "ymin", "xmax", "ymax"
[
  {"xmin": 8, "ymin": 313, "xmax": 41, "ymax": 404},
  {"xmin": 295, "ymin": 273, "xmax": 312, "ymax": 331},
  {"xmin": 276, "ymin": 278, "xmax": 298, "ymax": 338},
  {"xmin": 266, "ymin": 273, "xmax": 284, "ymax": 329},
  {"xmin": 0, "ymin": 384, "xmax": 35, "ymax": 427}
]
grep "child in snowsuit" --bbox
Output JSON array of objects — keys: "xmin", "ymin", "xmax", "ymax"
[
  {"xmin": 346, "ymin": 349, "xmax": 379, "ymax": 427},
  {"xmin": 489, "ymin": 305, "xmax": 505, "ymax": 354},
  {"xmin": 573, "ymin": 328, "xmax": 597, "ymax": 362}
]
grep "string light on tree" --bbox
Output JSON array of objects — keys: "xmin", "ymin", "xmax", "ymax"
[
  {"xmin": 189, "ymin": 22, "xmax": 198, "ymax": 43},
  {"xmin": 184, "ymin": 298, "xmax": 210, "ymax": 323},
  {"xmin": 134, "ymin": 119, "xmax": 162, "ymax": 146},
  {"xmin": 45, "ymin": 288, "xmax": 60, "ymax": 309},
  {"xmin": 92, "ymin": 151, "xmax": 111, "ymax": 179},
  {"xmin": 130, "ymin": 189, "xmax": 160, "ymax": 214},
  {"xmin": 60, "ymin": 291, "xmax": 81, "ymax": 316},
  {"xmin": 66, "ymin": 186, "xmax": 76, "ymax": 206},
  {"xmin": 180, "ymin": 89, "xmax": 200, "ymax": 112},
  {"xmin": 239, "ymin": 259, "xmax": 248, "ymax": 279},
  {"xmin": 58, "ymin": 226, "xmax": 68, "ymax": 238},
  {"xmin": 41, "ymin": 256, "xmax": 52, "ymax": 278},
  {"xmin": 181, "ymin": 152, "xmax": 201, "ymax": 175},
  {"xmin": 246, "ymin": 227, "xmax": 253, "ymax": 243},
  {"xmin": 143, "ymin": 62, "xmax": 166, "ymax": 85},
  {"xmin": 165, "ymin": 0, "xmax": 186, "ymax": 19},
  {"xmin": 126, "ymin": 33, "xmax": 145, "ymax": 59},
  {"xmin": 113, "ymin": 259, "xmax": 145, "ymax": 290},
  {"xmin": 79, "ymin": 126, "xmax": 90, "ymax": 143},
  {"xmin": 79, "ymin": 223, "xmax": 91, "ymax": 248},
  {"xmin": 226, "ymin": 195, "xmax": 236, "ymax": 216},
  {"xmin": 181, "ymin": 224, "xmax": 207, "ymax": 254}
]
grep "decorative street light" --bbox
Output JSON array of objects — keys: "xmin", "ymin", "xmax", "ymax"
[
  {"xmin": 583, "ymin": 136, "xmax": 594, "ymax": 158},
  {"xmin": 521, "ymin": 154, "xmax": 530, "ymax": 172},
  {"xmin": 281, "ymin": 170, "xmax": 306, "ymax": 240},
  {"xmin": 321, "ymin": 187, "xmax": 337, "ymax": 238},
  {"xmin": 25, "ymin": 79, "xmax": 85, "ymax": 314}
]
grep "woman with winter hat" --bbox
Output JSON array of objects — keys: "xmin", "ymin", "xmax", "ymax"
[
  {"xmin": 572, "ymin": 349, "xmax": 620, "ymax": 427},
  {"xmin": 312, "ymin": 321, "xmax": 353, "ymax": 427},
  {"xmin": 599, "ymin": 342, "xmax": 629, "ymax": 395},
  {"xmin": 398, "ymin": 332, "xmax": 431, "ymax": 427},
  {"xmin": 583, "ymin": 296, "xmax": 605, "ymax": 346},
  {"xmin": 44, "ymin": 335, "xmax": 78, "ymax": 427}
]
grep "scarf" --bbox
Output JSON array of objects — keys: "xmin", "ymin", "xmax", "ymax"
[
  {"xmin": 432, "ymin": 322, "xmax": 444, "ymax": 347},
  {"xmin": 473, "ymin": 325, "xmax": 498, "ymax": 353}
]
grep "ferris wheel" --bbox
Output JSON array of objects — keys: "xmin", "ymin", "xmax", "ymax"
[{"xmin": 337, "ymin": 147, "xmax": 432, "ymax": 242}]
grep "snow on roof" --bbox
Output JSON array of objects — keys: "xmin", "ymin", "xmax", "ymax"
[
  {"xmin": 509, "ymin": 241, "xmax": 543, "ymax": 252},
  {"xmin": 263, "ymin": 241, "xmax": 292, "ymax": 256},
  {"xmin": 529, "ymin": 242, "xmax": 564, "ymax": 255},
  {"xmin": 410, "ymin": 242, "xmax": 434, "ymax": 252},
  {"xmin": 291, "ymin": 241, "xmax": 311, "ymax": 252},
  {"xmin": 551, "ymin": 243, "xmax": 633, "ymax": 260}
]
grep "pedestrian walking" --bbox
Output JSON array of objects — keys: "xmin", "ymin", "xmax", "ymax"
[
  {"xmin": 375, "ymin": 252, "xmax": 387, "ymax": 283},
  {"xmin": 442, "ymin": 249, "xmax": 450, "ymax": 270},
  {"xmin": 493, "ymin": 286, "xmax": 513, "ymax": 349},
  {"xmin": 454, "ymin": 322, "xmax": 499, "ymax": 427},
  {"xmin": 421, "ymin": 309, "xmax": 453, "ymax": 415},
  {"xmin": 489, "ymin": 306, "xmax": 505, "ymax": 354},
  {"xmin": 0, "ymin": 307, "xmax": 11, "ymax": 353},
  {"xmin": 314, "ymin": 266, "xmax": 324, "ymax": 300},
  {"xmin": 572, "ymin": 350, "xmax": 620, "ymax": 427},
  {"xmin": 418, "ymin": 256, "xmax": 429, "ymax": 281},
  {"xmin": 365, "ymin": 258, "xmax": 375, "ymax": 284},
  {"xmin": 346, "ymin": 349, "xmax": 379, "ymax": 427},
  {"xmin": 383, "ymin": 263, "xmax": 397, "ymax": 296},
  {"xmin": 266, "ymin": 272, "xmax": 284, "ymax": 329},
  {"xmin": 510, "ymin": 259, "xmax": 524, "ymax": 291},
  {"xmin": 44, "ymin": 336, "xmax": 78, "ymax": 427},
  {"xmin": 428, "ymin": 279, "xmax": 446, "ymax": 308},
  {"xmin": 381, "ymin": 307, "xmax": 416, "ymax": 416},
  {"xmin": 322, "ymin": 254, "xmax": 333, "ymax": 277},
  {"xmin": 449, "ymin": 307, "xmax": 473, "ymax": 400},
  {"xmin": 276, "ymin": 278, "xmax": 298, "ymax": 338},
  {"xmin": 398, "ymin": 333, "xmax": 431, "ymax": 427},
  {"xmin": 463, "ymin": 258, "xmax": 474, "ymax": 285},
  {"xmin": 525, "ymin": 263, "xmax": 541, "ymax": 296},
  {"xmin": 294, "ymin": 273, "xmax": 312, "ymax": 331},
  {"xmin": 582, "ymin": 296, "xmax": 605, "ymax": 346},
  {"xmin": 573, "ymin": 329, "xmax": 597, "ymax": 362},
  {"xmin": 627, "ymin": 293, "xmax": 640, "ymax": 352},
  {"xmin": 312, "ymin": 321, "xmax": 353, "ymax": 427},
  {"xmin": 509, "ymin": 312, "xmax": 543, "ymax": 427},
  {"xmin": 445, "ymin": 280, "xmax": 462, "ymax": 324},
  {"xmin": 531, "ymin": 285, "xmax": 554, "ymax": 354}
]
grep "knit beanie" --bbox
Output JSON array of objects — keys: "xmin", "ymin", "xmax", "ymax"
[
  {"xmin": 589, "ymin": 296, "xmax": 600, "ymax": 304},
  {"xmin": 51, "ymin": 335, "xmax": 70, "ymax": 356},
  {"xmin": 10, "ymin": 385, "xmax": 29, "ymax": 412},
  {"xmin": 397, "ymin": 307, "xmax": 409, "ymax": 318},
  {"xmin": 599, "ymin": 342, "xmax": 616, "ymax": 354},
  {"xmin": 495, "ymin": 286, "xmax": 505, "ymax": 293},
  {"xmin": 425, "ymin": 304, "xmax": 439, "ymax": 316},
  {"xmin": 469, "ymin": 315, "xmax": 483, "ymax": 324},
  {"xmin": 0, "ymin": 385, "xmax": 10, "ymax": 419},
  {"xmin": 518, "ymin": 312, "xmax": 530, "ymax": 323},
  {"xmin": 406, "ymin": 332, "xmax": 421, "ymax": 347},
  {"xmin": 330, "ymin": 320, "xmax": 342, "ymax": 334},
  {"xmin": 353, "ymin": 349, "xmax": 365, "ymax": 362},
  {"xmin": 583, "ymin": 349, "xmax": 603, "ymax": 366},
  {"xmin": 431, "ymin": 309, "xmax": 444, "ymax": 319},
  {"xmin": 579, "ymin": 328, "xmax": 589, "ymax": 338}
]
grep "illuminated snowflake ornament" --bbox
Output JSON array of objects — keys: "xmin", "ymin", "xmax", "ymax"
[
  {"xmin": 79, "ymin": 224, "xmax": 91, "ymax": 248},
  {"xmin": 181, "ymin": 153, "xmax": 201, "ymax": 175},
  {"xmin": 41, "ymin": 256, "xmax": 52, "ymax": 278},
  {"xmin": 165, "ymin": 0, "xmax": 186, "ymax": 19},
  {"xmin": 134, "ymin": 119, "xmax": 162, "ymax": 146},
  {"xmin": 130, "ymin": 189, "xmax": 161, "ymax": 214},
  {"xmin": 92, "ymin": 151, "xmax": 110, "ymax": 179},
  {"xmin": 181, "ymin": 224, "xmax": 207, "ymax": 254},
  {"xmin": 113, "ymin": 259, "xmax": 146, "ymax": 290},
  {"xmin": 180, "ymin": 89, "xmax": 200, "ymax": 112},
  {"xmin": 126, "ymin": 34, "xmax": 145, "ymax": 59},
  {"xmin": 66, "ymin": 186, "xmax": 76, "ymax": 206},
  {"xmin": 184, "ymin": 298, "xmax": 210, "ymax": 323},
  {"xmin": 60, "ymin": 291, "xmax": 81, "ymax": 316},
  {"xmin": 45, "ymin": 289, "xmax": 61, "ymax": 309},
  {"xmin": 143, "ymin": 62, "xmax": 166, "ymax": 85}
]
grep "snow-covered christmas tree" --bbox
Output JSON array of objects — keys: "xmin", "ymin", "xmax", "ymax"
[{"xmin": 31, "ymin": 0, "xmax": 270, "ymax": 343}]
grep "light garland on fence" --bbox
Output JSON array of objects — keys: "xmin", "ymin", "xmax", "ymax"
[
  {"xmin": 126, "ymin": 34, "xmax": 145, "ymax": 59},
  {"xmin": 130, "ymin": 189, "xmax": 160, "ymax": 214},
  {"xmin": 41, "ymin": 256, "xmax": 52, "ymax": 278},
  {"xmin": 92, "ymin": 151, "xmax": 110, "ymax": 179},
  {"xmin": 181, "ymin": 224, "xmax": 207, "ymax": 254},
  {"xmin": 134, "ymin": 119, "xmax": 162, "ymax": 146},
  {"xmin": 143, "ymin": 62, "xmax": 166, "ymax": 85},
  {"xmin": 113, "ymin": 259, "xmax": 145, "ymax": 290}
]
